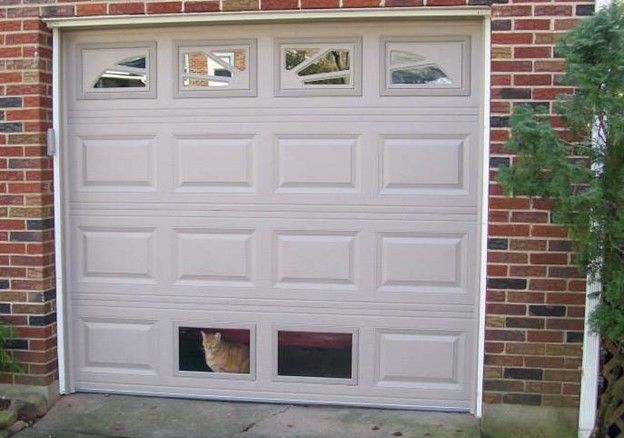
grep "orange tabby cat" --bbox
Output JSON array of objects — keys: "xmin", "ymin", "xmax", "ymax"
[{"xmin": 201, "ymin": 331, "xmax": 250, "ymax": 374}]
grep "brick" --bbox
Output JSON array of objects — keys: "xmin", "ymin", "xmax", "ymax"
[
  {"xmin": 529, "ymin": 279, "xmax": 567, "ymax": 291},
  {"xmin": 28, "ymin": 312, "xmax": 56, "ymax": 326},
  {"xmin": 507, "ymin": 317, "xmax": 544, "ymax": 329},
  {"xmin": 543, "ymin": 369, "xmax": 581, "ymax": 383},
  {"xmin": 109, "ymin": 2, "xmax": 145, "ymax": 14},
  {"xmin": 492, "ymin": 33, "xmax": 533, "ymax": 45},
  {"xmin": 510, "ymin": 239, "xmax": 547, "ymax": 251},
  {"xmin": 546, "ymin": 319, "xmax": 584, "ymax": 331},
  {"xmin": 506, "ymin": 343, "xmax": 545, "ymax": 355},
  {"xmin": 183, "ymin": 1, "xmax": 219, "ymax": 11},
  {"xmin": 499, "ymin": 87, "xmax": 532, "ymax": 99},
  {"xmin": 502, "ymin": 393, "xmax": 542, "ymax": 405},
  {"xmin": 507, "ymin": 292, "xmax": 545, "ymax": 304},
  {"xmin": 485, "ymin": 380, "xmax": 524, "ymax": 392},
  {"xmin": 147, "ymin": 2, "xmax": 182, "ymax": 13},
  {"xmin": 535, "ymin": 60, "xmax": 566, "ymax": 73},
  {"xmin": 514, "ymin": 47, "xmax": 551, "ymax": 59},
  {"xmin": 485, "ymin": 329, "xmax": 525, "ymax": 342},
  {"xmin": 385, "ymin": 0, "xmax": 423, "ymax": 5},
  {"xmin": 530, "ymin": 253, "xmax": 568, "ymax": 265},
  {"xmin": 487, "ymin": 238, "xmax": 508, "ymax": 250},
  {"xmin": 547, "ymin": 293, "xmax": 585, "ymax": 305},
  {"xmin": 566, "ymin": 332, "xmax": 583, "ymax": 343},
  {"xmin": 534, "ymin": 5, "xmax": 572, "ymax": 16},
  {"xmin": 524, "ymin": 356, "xmax": 564, "ymax": 368},
  {"xmin": 222, "ymin": 0, "xmax": 259, "ymax": 10},
  {"xmin": 575, "ymin": 4, "xmax": 594, "ymax": 16},
  {"xmin": 526, "ymin": 382, "xmax": 562, "ymax": 395},
  {"xmin": 492, "ymin": 62, "xmax": 532, "ymax": 74},
  {"xmin": 529, "ymin": 305, "xmax": 565, "ymax": 317},
  {"xmin": 486, "ymin": 355, "xmax": 524, "ymax": 366},
  {"xmin": 487, "ymin": 278, "xmax": 527, "ymax": 290},
  {"xmin": 489, "ymin": 224, "xmax": 531, "ymax": 237},
  {"xmin": 488, "ymin": 252, "xmax": 528, "ymax": 265},
  {"xmin": 515, "ymin": 19, "xmax": 551, "ymax": 30},
  {"xmin": 504, "ymin": 367, "xmax": 543, "ymax": 380},
  {"xmin": 343, "ymin": 0, "xmax": 380, "ymax": 6},
  {"xmin": 527, "ymin": 330, "xmax": 564, "ymax": 342},
  {"xmin": 76, "ymin": 3, "xmax": 108, "ymax": 15},
  {"xmin": 545, "ymin": 344, "xmax": 582, "ymax": 357},
  {"xmin": 548, "ymin": 267, "xmax": 584, "ymax": 279}
]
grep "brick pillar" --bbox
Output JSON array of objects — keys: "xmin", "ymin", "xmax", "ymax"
[
  {"xmin": 484, "ymin": 2, "xmax": 594, "ymax": 407},
  {"xmin": 0, "ymin": 15, "xmax": 57, "ymax": 386}
]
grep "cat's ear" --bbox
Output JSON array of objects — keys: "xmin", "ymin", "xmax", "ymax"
[
  {"xmin": 214, "ymin": 332, "xmax": 221, "ymax": 341},
  {"xmin": 201, "ymin": 330, "xmax": 208, "ymax": 340}
]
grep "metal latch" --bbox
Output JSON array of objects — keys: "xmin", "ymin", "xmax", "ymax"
[{"xmin": 46, "ymin": 128, "xmax": 56, "ymax": 156}]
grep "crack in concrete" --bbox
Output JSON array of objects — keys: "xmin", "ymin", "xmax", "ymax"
[
  {"xmin": 55, "ymin": 429, "xmax": 135, "ymax": 438},
  {"xmin": 239, "ymin": 405, "xmax": 292, "ymax": 435}
]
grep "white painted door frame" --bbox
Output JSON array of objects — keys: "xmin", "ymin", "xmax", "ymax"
[{"xmin": 48, "ymin": 8, "xmax": 491, "ymax": 416}]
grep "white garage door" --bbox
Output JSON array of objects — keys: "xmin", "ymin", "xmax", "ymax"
[{"xmin": 62, "ymin": 19, "xmax": 485, "ymax": 411}]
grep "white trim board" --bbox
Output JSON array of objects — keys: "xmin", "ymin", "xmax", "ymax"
[
  {"xmin": 44, "ymin": 7, "xmax": 490, "ymax": 29},
  {"xmin": 475, "ymin": 14, "xmax": 491, "ymax": 419}
]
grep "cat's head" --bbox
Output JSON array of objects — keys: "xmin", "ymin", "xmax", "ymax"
[{"xmin": 201, "ymin": 331, "xmax": 222, "ymax": 351}]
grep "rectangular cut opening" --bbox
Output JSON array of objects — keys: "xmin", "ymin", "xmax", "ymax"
[
  {"xmin": 277, "ymin": 330, "xmax": 353, "ymax": 379},
  {"xmin": 179, "ymin": 326, "xmax": 251, "ymax": 375}
]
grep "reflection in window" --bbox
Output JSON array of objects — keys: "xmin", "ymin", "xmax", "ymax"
[
  {"xmin": 285, "ymin": 49, "xmax": 319, "ymax": 70},
  {"xmin": 93, "ymin": 56, "xmax": 147, "ymax": 89},
  {"xmin": 392, "ymin": 66, "xmax": 450, "ymax": 85},
  {"xmin": 282, "ymin": 44, "xmax": 354, "ymax": 89},
  {"xmin": 179, "ymin": 327, "xmax": 250, "ymax": 374},
  {"xmin": 182, "ymin": 48, "xmax": 247, "ymax": 89},
  {"xmin": 388, "ymin": 49, "xmax": 451, "ymax": 85},
  {"xmin": 277, "ymin": 330, "xmax": 352, "ymax": 379}
]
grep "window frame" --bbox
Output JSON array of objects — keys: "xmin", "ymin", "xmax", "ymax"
[
  {"xmin": 76, "ymin": 41, "xmax": 157, "ymax": 100},
  {"xmin": 274, "ymin": 37, "xmax": 362, "ymax": 97},
  {"xmin": 379, "ymin": 36, "xmax": 471, "ymax": 97},
  {"xmin": 174, "ymin": 321, "xmax": 257, "ymax": 381},
  {"xmin": 272, "ymin": 325, "xmax": 359, "ymax": 385},
  {"xmin": 173, "ymin": 39, "xmax": 258, "ymax": 98}
]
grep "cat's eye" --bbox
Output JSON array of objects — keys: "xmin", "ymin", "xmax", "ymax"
[{"xmin": 177, "ymin": 326, "xmax": 253, "ymax": 378}]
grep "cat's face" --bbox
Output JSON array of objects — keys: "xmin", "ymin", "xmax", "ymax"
[{"xmin": 201, "ymin": 331, "xmax": 222, "ymax": 352}]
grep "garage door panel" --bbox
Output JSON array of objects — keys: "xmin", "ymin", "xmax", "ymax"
[
  {"xmin": 68, "ymin": 121, "xmax": 479, "ymax": 208},
  {"xmin": 69, "ymin": 215, "xmax": 477, "ymax": 306},
  {"xmin": 71, "ymin": 306, "xmax": 475, "ymax": 407}
]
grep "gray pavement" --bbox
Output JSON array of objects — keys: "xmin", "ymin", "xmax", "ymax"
[{"xmin": 15, "ymin": 393, "xmax": 481, "ymax": 438}]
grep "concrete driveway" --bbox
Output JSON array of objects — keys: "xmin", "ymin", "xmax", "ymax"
[{"xmin": 15, "ymin": 393, "xmax": 480, "ymax": 438}]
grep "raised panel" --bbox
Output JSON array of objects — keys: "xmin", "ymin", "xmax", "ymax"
[
  {"xmin": 175, "ymin": 136, "xmax": 254, "ymax": 192},
  {"xmin": 275, "ymin": 232, "xmax": 357, "ymax": 290},
  {"xmin": 80, "ymin": 227, "xmax": 155, "ymax": 283},
  {"xmin": 381, "ymin": 136, "xmax": 465, "ymax": 194},
  {"xmin": 82, "ymin": 318, "xmax": 158, "ymax": 375},
  {"xmin": 376, "ymin": 330, "xmax": 460, "ymax": 386},
  {"xmin": 276, "ymin": 136, "xmax": 358, "ymax": 193},
  {"xmin": 176, "ymin": 230, "xmax": 254, "ymax": 287},
  {"xmin": 378, "ymin": 233, "xmax": 464, "ymax": 293},
  {"xmin": 81, "ymin": 136, "xmax": 155, "ymax": 189}
]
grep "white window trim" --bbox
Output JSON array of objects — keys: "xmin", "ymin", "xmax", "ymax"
[
  {"xmin": 174, "ymin": 39, "xmax": 257, "ymax": 98},
  {"xmin": 76, "ymin": 41, "xmax": 157, "ymax": 100},
  {"xmin": 275, "ymin": 37, "xmax": 362, "ymax": 97}
]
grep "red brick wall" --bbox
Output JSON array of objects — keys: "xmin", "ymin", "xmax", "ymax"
[{"xmin": 0, "ymin": 0, "xmax": 593, "ymax": 406}]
